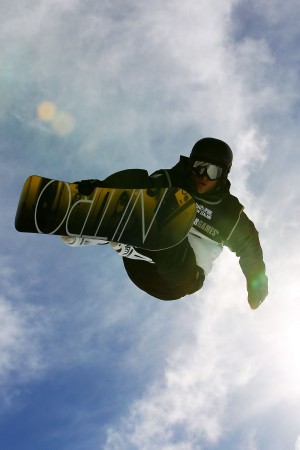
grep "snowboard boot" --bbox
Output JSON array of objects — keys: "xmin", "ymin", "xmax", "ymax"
[
  {"xmin": 110, "ymin": 242, "xmax": 154, "ymax": 263},
  {"xmin": 61, "ymin": 236, "xmax": 154, "ymax": 264},
  {"xmin": 61, "ymin": 236, "xmax": 109, "ymax": 247}
]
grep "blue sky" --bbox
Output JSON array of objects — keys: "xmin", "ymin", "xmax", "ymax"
[{"xmin": 1, "ymin": 0, "xmax": 300, "ymax": 449}]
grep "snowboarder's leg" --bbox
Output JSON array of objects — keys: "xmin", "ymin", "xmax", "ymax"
[
  {"xmin": 102, "ymin": 169, "xmax": 205, "ymax": 299},
  {"xmin": 61, "ymin": 236, "xmax": 109, "ymax": 247},
  {"xmin": 122, "ymin": 238, "xmax": 205, "ymax": 300},
  {"xmin": 123, "ymin": 256, "xmax": 204, "ymax": 300},
  {"xmin": 69, "ymin": 170, "xmax": 204, "ymax": 299},
  {"xmin": 103, "ymin": 169, "xmax": 152, "ymax": 188}
]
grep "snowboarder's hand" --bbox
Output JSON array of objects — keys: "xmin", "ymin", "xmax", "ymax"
[
  {"xmin": 247, "ymin": 272, "xmax": 268, "ymax": 309},
  {"xmin": 76, "ymin": 179, "xmax": 105, "ymax": 195}
]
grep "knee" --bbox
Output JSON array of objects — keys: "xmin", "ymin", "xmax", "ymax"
[
  {"xmin": 151, "ymin": 293, "xmax": 182, "ymax": 301},
  {"xmin": 188, "ymin": 266, "xmax": 205, "ymax": 295},
  {"xmin": 104, "ymin": 169, "xmax": 150, "ymax": 188}
]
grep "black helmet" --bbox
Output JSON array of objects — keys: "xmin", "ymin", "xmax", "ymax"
[{"xmin": 190, "ymin": 138, "xmax": 233, "ymax": 176}]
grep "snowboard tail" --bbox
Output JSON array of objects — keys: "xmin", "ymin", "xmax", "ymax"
[{"xmin": 15, "ymin": 176, "xmax": 196, "ymax": 250}]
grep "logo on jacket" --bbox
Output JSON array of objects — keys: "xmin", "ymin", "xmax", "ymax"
[
  {"xmin": 196, "ymin": 203, "xmax": 213, "ymax": 220},
  {"xmin": 193, "ymin": 218, "xmax": 220, "ymax": 238}
]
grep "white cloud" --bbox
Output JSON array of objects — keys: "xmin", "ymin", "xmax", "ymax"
[
  {"xmin": 0, "ymin": 295, "xmax": 47, "ymax": 408},
  {"xmin": 1, "ymin": 0, "xmax": 267, "ymax": 172},
  {"xmin": 102, "ymin": 248, "xmax": 300, "ymax": 449},
  {"xmin": 1, "ymin": 0, "xmax": 300, "ymax": 449}
]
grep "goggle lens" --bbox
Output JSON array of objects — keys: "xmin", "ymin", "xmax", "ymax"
[{"xmin": 192, "ymin": 161, "xmax": 224, "ymax": 180}]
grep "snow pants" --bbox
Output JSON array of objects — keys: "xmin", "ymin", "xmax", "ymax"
[
  {"xmin": 123, "ymin": 239, "xmax": 205, "ymax": 300},
  {"xmin": 104, "ymin": 169, "xmax": 205, "ymax": 300}
]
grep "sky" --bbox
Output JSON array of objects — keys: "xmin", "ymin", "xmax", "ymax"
[{"xmin": 1, "ymin": 0, "xmax": 300, "ymax": 449}]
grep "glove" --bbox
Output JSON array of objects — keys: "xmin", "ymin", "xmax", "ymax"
[
  {"xmin": 247, "ymin": 272, "xmax": 268, "ymax": 309},
  {"xmin": 75, "ymin": 179, "xmax": 106, "ymax": 195}
]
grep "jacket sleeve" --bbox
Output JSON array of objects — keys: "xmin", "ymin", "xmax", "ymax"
[{"xmin": 225, "ymin": 211, "xmax": 268, "ymax": 309}]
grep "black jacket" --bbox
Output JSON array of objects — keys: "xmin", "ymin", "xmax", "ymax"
[
  {"xmin": 88, "ymin": 157, "xmax": 268, "ymax": 307},
  {"xmin": 151, "ymin": 156, "xmax": 268, "ymax": 302}
]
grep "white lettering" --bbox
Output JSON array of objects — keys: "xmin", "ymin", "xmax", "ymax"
[
  {"xmin": 65, "ymin": 195, "xmax": 95, "ymax": 236},
  {"xmin": 114, "ymin": 188, "xmax": 168, "ymax": 243},
  {"xmin": 34, "ymin": 180, "xmax": 71, "ymax": 234},
  {"xmin": 34, "ymin": 184, "xmax": 169, "ymax": 243}
]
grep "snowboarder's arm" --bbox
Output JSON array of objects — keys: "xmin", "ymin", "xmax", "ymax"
[
  {"xmin": 226, "ymin": 212, "xmax": 268, "ymax": 309},
  {"xmin": 76, "ymin": 179, "xmax": 107, "ymax": 195},
  {"xmin": 76, "ymin": 169, "xmax": 152, "ymax": 195}
]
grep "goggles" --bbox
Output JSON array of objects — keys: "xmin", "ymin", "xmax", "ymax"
[{"xmin": 192, "ymin": 161, "xmax": 224, "ymax": 180}]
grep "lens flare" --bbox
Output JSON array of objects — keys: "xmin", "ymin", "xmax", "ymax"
[
  {"xmin": 36, "ymin": 101, "xmax": 76, "ymax": 136},
  {"xmin": 51, "ymin": 111, "xmax": 75, "ymax": 136},
  {"xmin": 37, "ymin": 101, "xmax": 57, "ymax": 122}
]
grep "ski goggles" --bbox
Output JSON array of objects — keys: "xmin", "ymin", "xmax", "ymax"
[{"xmin": 191, "ymin": 161, "xmax": 224, "ymax": 180}]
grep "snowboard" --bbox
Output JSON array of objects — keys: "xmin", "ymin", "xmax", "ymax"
[{"xmin": 15, "ymin": 175, "xmax": 196, "ymax": 250}]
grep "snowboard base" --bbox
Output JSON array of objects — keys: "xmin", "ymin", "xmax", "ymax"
[{"xmin": 15, "ymin": 176, "xmax": 196, "ymax": 250}]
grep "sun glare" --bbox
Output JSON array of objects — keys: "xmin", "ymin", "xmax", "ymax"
[
  {"xmin": 36, "ymin": 101, "xmax": 75, "ymax": 136},
  {"xmin": 51, "ymin": 111, "xmax": 75, "ymax": 136},
  {"xmin": 37, "ymin": 101, "xmax": 57, "ymax": 122}
]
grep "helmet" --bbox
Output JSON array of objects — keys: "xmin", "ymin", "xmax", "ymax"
[{"xmin": 189, "ymin": 138, "xmax": 233, "ymax": 176}]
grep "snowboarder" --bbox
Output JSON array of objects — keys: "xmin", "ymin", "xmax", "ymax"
[{"xmin": 62, "ymin": 138, "xmax": 268, "ymax": 309}]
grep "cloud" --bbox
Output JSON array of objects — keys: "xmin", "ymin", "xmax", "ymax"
[
  {"xmin": 100, "ymin": 236, "xmax": 300, "ymax": 450},
  {"xmin": 102, "ymin": 256, "xmax": 300, "ymax": 450},
  {"xmin": 101, "ymin": 264, "xmax": 241, "ymax": 449},
  {"xmin": 0, "ymin": 294, "xmax": 48, "ymax": 409},
  {"xmin": 1, "ymin": 0, "xmax": 300, "ymax": 449},
  {"xmin": 1, "ymin": 0, "xmax": 267, "ymax": 172}
]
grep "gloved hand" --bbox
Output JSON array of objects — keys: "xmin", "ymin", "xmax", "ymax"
[
  {"xmin": 247, "ymin": 272, "xmax": 268, "ymax": 309},
  {"xmin": 75, "ymin": 179, "xmax": 106, "ymax": 195}
]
